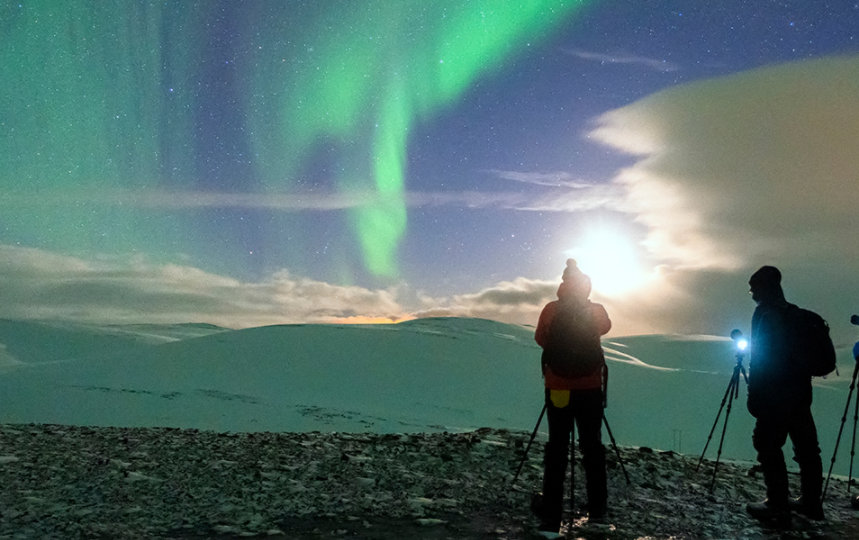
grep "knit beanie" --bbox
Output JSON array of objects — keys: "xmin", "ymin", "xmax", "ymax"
[
  {"xmin": 559, "ymin": 259, "xmax": 591, "ymax": 299},
  {"xmin": 562, "ymin": 258, "xmax": 586, "ymax": 283},
  {"xmin": 749, "ymin": 265, "xmax": 781, "ymax": 289}
]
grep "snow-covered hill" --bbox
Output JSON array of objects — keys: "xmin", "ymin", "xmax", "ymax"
[{"xmin": 0, "ymin": 317, "xmax": 856, "ymax": 474}]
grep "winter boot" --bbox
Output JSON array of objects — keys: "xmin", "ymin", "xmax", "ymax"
[
  {"xmin": 531, "ymin": 492, "xmax": 561, "ymax": 533},
  {"xmin": 789, "ymin": 496, "xmax": 824, "ymax": 520},
  {"xmin": 746, "ymin": 499, "xmax": 791, "ymax": 527},
  {"xmin": 586, "ymin": 501, "xmax": 607, "ymax": 522}
]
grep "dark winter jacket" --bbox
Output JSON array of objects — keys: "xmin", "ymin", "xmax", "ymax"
[{"xmin": 747, "ymin": 299, "xmax": 813, "ymax": 418}]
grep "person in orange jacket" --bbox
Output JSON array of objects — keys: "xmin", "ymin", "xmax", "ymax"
[{"xmin": 532, "ymin": 259, "xmax": 611, "ymax": 532}]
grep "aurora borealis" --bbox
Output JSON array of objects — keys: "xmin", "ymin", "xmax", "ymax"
[
  {"xmin": 2, "ymin": 1, "xmax": 859, "ymax": 338},
  {"xmin": 2, "ymin": 0, "xmax": 583, "ymax": 278}
]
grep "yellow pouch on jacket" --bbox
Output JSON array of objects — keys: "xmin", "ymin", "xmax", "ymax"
[{"xmin": 549, "ymin": 389, "xmax": 570, "ymax": 408}]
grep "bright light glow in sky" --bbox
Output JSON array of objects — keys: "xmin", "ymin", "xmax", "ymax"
[
  {"xmin": 565, "ymin": 226, "xmax": 648, "ymax": 297},
  {"xmin": 2, "ymin": 1, "xmax": 859, "ymax": 341}
]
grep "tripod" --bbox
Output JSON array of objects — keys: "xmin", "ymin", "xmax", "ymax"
[
  {"xmin": 697, "ymin": 344, "xmax": 748, "ymax": 491},
  {"xmin": 511, "ymin": 403, "xmax": 631, "ymax": 490},
  {"xmin": 822, "ymin": 342, "xmax": 859, "ymax": 501}
]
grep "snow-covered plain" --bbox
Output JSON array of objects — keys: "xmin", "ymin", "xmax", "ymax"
[
  {"xmin": 2, "ymin": 317, "xmax": 859, "ymax": 538},
  {"xmin": 1, "ymin": 316, "xmax": 856, "ymax": 475}
]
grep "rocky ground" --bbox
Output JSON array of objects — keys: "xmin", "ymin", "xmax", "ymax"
[{"xmin": 1, "ymin": 424, "xmax": 859, "ymax": 539}]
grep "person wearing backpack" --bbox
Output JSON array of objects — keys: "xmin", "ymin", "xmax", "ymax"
[
  {"xmin": 532, "ymin": 259, "xmax": 611, "ymax": 533},
  {"xmin": 745, "ymin": 265, "xmax": 825, "ymax": 525}
]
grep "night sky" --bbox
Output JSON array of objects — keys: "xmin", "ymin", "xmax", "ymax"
[{"xmin": 2, "ymin": 1, "xmax": 858, "ymax": 340}]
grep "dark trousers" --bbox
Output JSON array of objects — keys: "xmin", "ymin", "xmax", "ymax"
[
  {"xmin": 541, "ymin": 388, "xmax": 606, "ymax": 524},
  {"xmin": 752, "ymin": 406, "xmax": 822, "ymax": 506}
]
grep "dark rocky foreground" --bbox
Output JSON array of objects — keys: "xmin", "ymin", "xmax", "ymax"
[{"xmin": 1, "ymin": 424, "xmax": 858, "ymax": 539}]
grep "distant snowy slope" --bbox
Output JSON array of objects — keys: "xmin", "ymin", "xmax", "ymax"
[
  {"xmin": 0, "ymin": 319, "xmax": 226, "ymax": 367},
  {"xmin": 0, "ymin": 318, "xmax": 543, "ymax": 433},
  {"xmin": 0, "ymin": 317, "xmax": 855, "ymax": 474}
]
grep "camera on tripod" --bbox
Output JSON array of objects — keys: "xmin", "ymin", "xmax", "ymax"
[
  {"xmin": 822, "ymin": 314, "xmax": 859, "ymax": 501},
  {"xmin": 697, "ymin": 328, "xmax": 750, "ymax": 491},
  {"xmin": 730, "ymin": 329, "xmax": 748, "ymax": 354}
]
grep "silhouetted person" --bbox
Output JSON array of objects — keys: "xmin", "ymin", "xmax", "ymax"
[
  {"xmin": 532, "ymin": 259, "xmax": 611, "ymax": 533},
  {"xmin": 746, "ymin": 265, "xmax": 824, "ymax": 525}
]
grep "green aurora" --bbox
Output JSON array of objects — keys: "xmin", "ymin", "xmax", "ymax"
[{"xmin": 1, "ymin": 1, "xmax": 587, "ymax": 277}]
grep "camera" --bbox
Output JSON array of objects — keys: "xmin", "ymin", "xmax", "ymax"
[{"xmin": 730, "ymin": 329, "xmax": 748, "ymax": 353}]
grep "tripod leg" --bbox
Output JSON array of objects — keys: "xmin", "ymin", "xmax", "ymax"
[
  {"xmin": 512, "ymin": 404, "xmax": 547, "ymax": 486},
  {"xmin": 570, "ymin": 423, "xmax": 576, "ymax": 519},
  {"xmin": 850, "ymin": 376, "xmax": 859, "ymax": 493},
  {"xmin": 822, "ymin": 361, "xmax": 859, "ymax": 501},
  {"xmin": 603, "ymin": 415, "xmax": 631, "ymax": 485},
  {"xmin": 697, "ymin": 375, "xmax": 735, "ymax": 472},
  {"xmin": 710, "ymin": 375, "xmax": 738, "ymax": 492}
]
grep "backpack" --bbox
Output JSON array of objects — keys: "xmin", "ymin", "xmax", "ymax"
[
  {"xmin": 542, "ymin": 302, "xmax": 605, "ymax": 378},
  {"xmin": 784, "ymin": 304, "xmax": 837, "ymax": 377}
]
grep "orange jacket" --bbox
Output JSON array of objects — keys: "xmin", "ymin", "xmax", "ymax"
[{"xmin": 535, "ymin": 294, "xmax": 611, "ymax": 391}]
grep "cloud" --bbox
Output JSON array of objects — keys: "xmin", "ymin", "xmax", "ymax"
[
  {"xmin": 408, "ymin": 274, "xmax": 725, "ymax": 339},
  {"xmin": 1, "ymin": 184, "xmax": 613, "ymax": 214},
  {"xmin": 0, "ymin": 243, "xmax": 560, "ymax": 333},
  {"xmin": 516, "ymin": 184, "xmax": 627, "ymax": 213},
  {"xmin": 479, "ymin": 169, "xmax": 628, "ymax": 212},
  {"xmin": 585, "ymin": 54, "xmax": 859, "ymax": 341},
  {"xmin": 0, "ymin": 190, "xmax": 390, "ymax": 212},
  {"xmin": 0, "ymin": 245, "xmax": 407, "ymax": 328},
  {"xmin": 563, "ymin": 48, "xmax": 679, "ymax": 72},
  {"xmin": 413, "ymin": 278, "xmax": 554, "ymax": 326},
  {"xmin": 591, "ymin": 54, "xmax": 859, "ymax": 270},
  {"xmin": 405, "ymin": 191, "xmax": 533, "ymax": 210},
  {"xmin": 487, "ymin": 169, "xmax": 594, "ymax": 188},
  {"xmin": 0, "ymin": 243, "xmax": 817, "ymax": 342}
]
